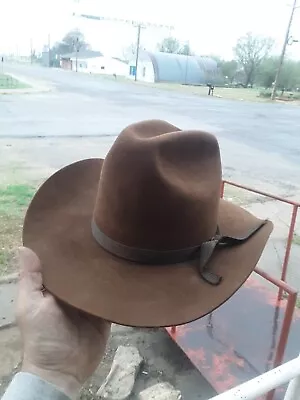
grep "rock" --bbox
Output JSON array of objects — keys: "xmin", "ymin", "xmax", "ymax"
[
  {"xmin": 97, "ymin": 345, "xmax": 143, "ymax": 400},
  {"xmin": 139, "ymin": 383, "xmax": 182, "ymax": 400}
]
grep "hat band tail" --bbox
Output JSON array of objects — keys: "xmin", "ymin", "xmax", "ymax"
[{"xmin": 91, "ymin": 219, "xmax": 268, "ymax": 285}]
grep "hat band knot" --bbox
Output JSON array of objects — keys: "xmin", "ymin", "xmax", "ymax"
[{"xmin": 91, "ymin": 219, "xmax": 267, "ymax": 286}]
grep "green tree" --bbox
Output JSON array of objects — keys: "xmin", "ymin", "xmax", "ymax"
[
  {"xmin": 234, "ymin": 32, "xmax": 274, "ymax": 87},
  {"xmin": 178, "ymin": 43, "xmax": 193, "ymax": 56},
  {"xmin": 257, "ymin": 57, "xmax": 277, "ymax": 89},
  {"xmin": 220, "ymin": 60, "xmax": 238, "ymax": 84},
  {"xmin": 52, "ymin": 29, "xmax": 90, "ymax": 57},
  {"xmin": 258, "ymin": 57, "xmax": 300, "ymax": 92},
  {"xmin": 277, "ymin": 60, "xmax": 300, "ymax": 92},
  {"xmin": 158, "ymin": 37, "xmax": 181, "ymax": 54}
]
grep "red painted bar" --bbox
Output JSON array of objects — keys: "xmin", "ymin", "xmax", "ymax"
[
  {"xmin": 166, "ymin": 275, "xmax": 300, "ymax": 400},
  {"xmin": 281, "ymin": 205, "xmax": 299, "ymax": 283},
  {"xmin": 223, "ymin": 180, "xmax": 300, "ymax": 207}
]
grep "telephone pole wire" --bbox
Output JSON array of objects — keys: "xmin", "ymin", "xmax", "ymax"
[
  {"xmin": 271, "ymin": 0, "xmax": 298, "ymax": 100},
  {"xmin": 134, "ymin": 24, "xmax": 141, "ymax": 81}
]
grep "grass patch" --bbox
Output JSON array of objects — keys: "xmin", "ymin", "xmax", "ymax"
[
  {"xmin": 0, "ymin": 184, "xmax": 36, "ymax": 275},
  {"xmin": 0, "ymin": 74, "xmax": 30, "ymax": 89},
  {"xmin": 103, "ymin": 76, "xmax": 267, "ymax": 102}
]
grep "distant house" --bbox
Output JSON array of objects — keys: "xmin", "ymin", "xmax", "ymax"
[
  {"xmin": 129, "ymin": 51, "xmax": 222, "ymax": 85},
  {"xmin": 60, "ymin": 50, "xmax": 128, "ymax": 76}
]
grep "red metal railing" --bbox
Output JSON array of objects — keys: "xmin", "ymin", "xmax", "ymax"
[
  {"xmin": 255, "ymin": 268, "xmax": 298, "ymax": 400},
  {"xmin": 255, "ymin": 268, "xmax": 297, "ymax": 370},
  {"xmin": 222, "ymin": 180, "xmax": 299, "ymax": 400},
  {"xmin": 170, "ymin": 268, "xmax": 297, "ymax": 400},
  {"xmin": 169, "ymin": 180, "xmax": 299, "ymax": 400},
  {"xmin": 221, "ymin": 180, "xmax": 299, "ymax": 299}
]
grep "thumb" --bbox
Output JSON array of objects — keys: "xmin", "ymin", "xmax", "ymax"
[{"xmin": 18, "ymin": 247, "xmax": 43, "ymax": 293}]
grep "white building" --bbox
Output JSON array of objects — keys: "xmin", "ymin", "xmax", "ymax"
[
  {"xmin": 129, "ymin": 51, "xmax": 222, "ymax": 85},
  {"xmin": 61, "ymin": 50, "xmax": 128, "ymax": 77}
]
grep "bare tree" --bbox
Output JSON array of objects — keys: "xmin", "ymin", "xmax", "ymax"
[
  {"xmin": 234, "ymin": 32, "xmax": 274, "ymax": 87},
  {"xmin": 122, "ymin": 43, "xmax": 142, "ymax": 62}
]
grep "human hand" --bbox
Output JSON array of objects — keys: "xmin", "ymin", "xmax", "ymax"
[{"xmin": 17, "ymin": 247, "xmax": 111, "ymax": 399}]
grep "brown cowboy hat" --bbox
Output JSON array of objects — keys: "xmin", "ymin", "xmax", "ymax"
[{"xmin": 23, "ymin": 120, "xmax": 273, "ymax": 327}]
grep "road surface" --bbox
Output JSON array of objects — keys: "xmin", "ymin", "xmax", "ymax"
[{"xmin": 1, "ymin": 63, "xmax": 300, "ymax": 197}]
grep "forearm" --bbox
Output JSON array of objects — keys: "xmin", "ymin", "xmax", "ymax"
[{"xmin": 2, "ymin": 372, "xmax": 71, "ymax": 400}]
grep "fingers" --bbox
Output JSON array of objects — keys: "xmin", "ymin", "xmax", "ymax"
[{"xmin": 18, "ymin": 247, "xmax": 43, "ymax": 293}]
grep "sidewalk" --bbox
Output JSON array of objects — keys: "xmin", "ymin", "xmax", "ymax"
[
  {"xmin": 0, "ymin": 274, "xmax": 18, "ymax": 330},
  {"xmin": 243, "ymin": 195, "xmax": 300, "ymax": 291}
]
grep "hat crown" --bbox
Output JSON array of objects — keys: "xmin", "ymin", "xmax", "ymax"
[{"xmin": 93, "ymin": 120, "xmax": 222, "ymax": 250}]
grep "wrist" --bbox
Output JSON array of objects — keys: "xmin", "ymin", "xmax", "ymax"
[{"xmin": 21, "ymin": 363, "xmax": 81, "ymax": 400}]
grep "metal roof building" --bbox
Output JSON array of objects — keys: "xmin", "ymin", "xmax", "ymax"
[{"xmin": 129, "ymin": 51, "xmax": 222, "ymax": 85}]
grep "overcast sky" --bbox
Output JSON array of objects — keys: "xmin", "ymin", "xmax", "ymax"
[{"xmin": 0, "ymin": 0, "xmax": 300, "ymax": 59}]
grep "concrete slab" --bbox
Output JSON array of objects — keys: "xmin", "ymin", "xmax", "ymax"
[
  {"xmin": 245, "ymin": 198, "xmax": 300, "ymax": 236},
  {"xmin": 0, "ymin": 326, "xmax": 21, "ymax": 397},
  {"xmin": 244, "ymin": 199, "xmax": 300, "ymax": 291},
  {"xmin": 0, "ymin": 282, "xmax": 17, "ymax": 329}
]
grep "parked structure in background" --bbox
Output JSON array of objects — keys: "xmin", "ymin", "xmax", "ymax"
[
  {"xmin": 60, "ymin": 50, "xmax": 128, "ymax": 76},
  {"xmin": 128, "ymin": 51, "xmax": 222, "ymax": 85}
]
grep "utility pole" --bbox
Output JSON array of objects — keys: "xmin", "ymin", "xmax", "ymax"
[
  {"xmin": 134, "ymin": 25, "xmax": 141, "ymax": 81},
  {"xmin": 271, "ymin": 0, "xmax": 298, "ymax": 100},
  {"xmin": 73, "ymin": 7, "xmax": 174, "ymax": 82},
  {"xmin": 48, "ymin": 34, "xmax": 51, "ymax": 67},
  {"xmin": 184, "ymin": 41, "xmax": 190, "ymax": 85},
  {"xmin": 30, "ymin": 38, "xmax": 33, "ymax": 64},
  {"xmin": 74, "ymin": 37, "xmax": 79, "ymax": 72}
]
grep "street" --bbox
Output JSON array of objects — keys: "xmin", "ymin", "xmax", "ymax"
[
  {"xmin": 1, "ymin": 63, "xmax": 300, "ymax": 197},
  {"xmin": 1, "ymin": 63, "xmax": 300, "ymax": 400}
]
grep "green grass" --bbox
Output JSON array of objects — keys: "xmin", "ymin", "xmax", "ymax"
[
  {"xmin": 0, "ymin": 184, "xmax": 35, "ymax": 215},
  {"xmin": 293, "ymin": 233, "xmax": 300, "ymax": 246},
  {"xmin": 97, "ymin": 74, "xmax": 269, "ymax": 103},
  {"xmin": 144, "ymin": 83, "xmax": 263, "ymax": 102},
  {"xmin": 0, "ymin": 184, "xmax": 36, "ymax": 275},
  {"xmin": 0, "ymin": 74, "xmax": 30, "ymax": 89}
]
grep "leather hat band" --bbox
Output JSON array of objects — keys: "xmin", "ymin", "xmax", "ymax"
[{"xmin": 91, "ymin": 220, "xmax": 267, "ymax": 286}]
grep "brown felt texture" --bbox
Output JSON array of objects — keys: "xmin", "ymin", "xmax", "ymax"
[{"xmin": 23, "ymin": 119, "xmax": 273, "ymax": 327}]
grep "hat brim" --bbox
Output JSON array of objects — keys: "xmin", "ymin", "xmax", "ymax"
[{"xmin": 23, "ymin": 158, "xmax": 273, "ymax": 327}]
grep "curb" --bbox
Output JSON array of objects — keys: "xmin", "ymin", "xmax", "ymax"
[
  {"xmin": 1, "ymin": 73, "xmax": 53, "ymax": 95},
  {"xmin": 0, "ymin": 273, "xmax": 18, "ymax": 285},
  {"xmin": 0, "ymin": 321, "xmax": 17, "ymax": 331},
  {"xmin": 0, "ymin": 89, "xmax": 51, "ymax": 95}
]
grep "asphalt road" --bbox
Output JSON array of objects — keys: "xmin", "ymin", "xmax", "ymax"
[{"xmin": 1, "ymin": 63, "xmax": 300, "ymax": 196}]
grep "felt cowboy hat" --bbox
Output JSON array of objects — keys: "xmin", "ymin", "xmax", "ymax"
[{"xmin": 23, "ymin": 120, "xmax": 273, "ymax": 327}]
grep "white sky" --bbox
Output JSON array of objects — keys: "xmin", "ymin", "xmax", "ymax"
[{"xmin": 0, "ymin": 0, "xmax": 300, "ymax": 60}]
